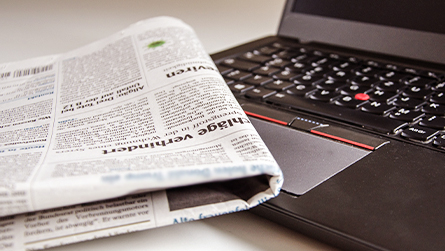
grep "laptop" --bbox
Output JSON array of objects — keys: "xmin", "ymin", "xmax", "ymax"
[{"xmin": 210, "ymin": 1, "xmax": 445, "ymax": 250}]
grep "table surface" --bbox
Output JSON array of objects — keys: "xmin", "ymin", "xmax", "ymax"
[{"xmin": 0, "ymin": 1, "xmax": 339, "ymax": 250}]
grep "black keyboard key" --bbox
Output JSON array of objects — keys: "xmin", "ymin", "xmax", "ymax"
[
  {"xmin": 375, "ymin": 80, "xmax": 405, "ymax": 92},
  {"xmin": 419, "ymin": 115, "xmax": 445, "ymax": 130},
  {"xmin": 334, "ymin": 95, "xmax": 368, "ymax": 108},
  {"xmin": 331, "ymin": 61, "xmax": 359, "ymax": 72},
  {"xmin": 304, "ymin": 66, "xmax": 328, "ymax": 76},
  {"xmin": 274, "ymin": 50, "xmax": 301, "ymax": 60},
  {"xmin": 285, "ymin": 62, "xmax": 308, "ymax": 73},
  {"xmin": 224, "ymin": 70, "xmax": 252, "ymax": 81},
  {"xmin": 350, "ymin": 75, "xmax": 380, "ymax": 87},
  {"xmin": 265, "ymin": 93, "xmax": 406, "ymax": 133},
  {"xmin": 432, "ymin": 81, "xmax": 445, "ymax": 91},
  {"xmin": 273, "ymin": 70, "xmax": 299, "ymax": 81},
  {"xmin": 402, "ymin": 86, "xmax": 433, "ymax": 100},
  {"xmin": 245, "ymin": 87, "xmax": 276, "ymax": 100},
  {"xmin": 253, "ymin": 66, "xmax": 281, "ymax": 76},
  {"xmin": 378, "ymin": 71, "xmax": 410, "ymax": 82},
  {"xmin": 267, "ymin": 58, "xmax": 292, "ymax": 68},
  {"xmin": 433, "ymin": 134, "xmax": 445, "ymax": 148},
  {"xmin": 325, "ymin": 70, "xmax": 356, "ymax": 81},
  {"xmin": 315, "ymin": 79, "xmax": 347, "ymax": 91},
  {"xmin": 244, "ymin": 75, "xmax": 273, "ymax": 86},
  {"xmin": 217, "ymin": 65, "xmax": 233, "ymax": 74},
  {"xmin": 360, "ymin": 101, "xmax": 395, "ymax": 115},
  {"xmin": 254, "ymin": 46, "xmax": 281, "ymax": 55},
  {"xmin": 221, "ymin": 58, "xmax": 260, "ymax": 71},
  {"xmin": 239, "ymin": 52, "xmax": 272, "ymax": 64},
  {"xmin": 309, "ymin": 89, "xmax": 341, "ymax": 102},
  {"xmin": 401, "ymin": 126, "xmax": 439, "ymax": 142},
  {"xmin": 392, "ymin": 97, "xmax": 425, "ymax": 109},
  {"xmin": 368, "ymin": 89, "xmax": 399, "ymax": 102},
  {"xmin": 263, "ymin": 80, "xmax": 295, "ymax": 91},
  {"xmin": 389, "ymin": 108, "xmax": 424, "ymax": 122},
  {"xmin": 286, "ymin": 84, "xmax": 316, "ymax": 96},
  {"xmin": 403, "ymin": 76, "xmax": 436, "ymax": 87},
  {"xmin": 354, "ymin": 66, "xmax": 382, "ymax": 77},
  {"xmin": 228, "ymin": 82, "xmax": 254, "ymax": 93},
  {"xmin": 429, "ymin": 92, "xmax": 445, "ymax": 104},
  {"xmin": 422, "ymin": 103, "xmax": 445, "ymax": 115},
  {"xmin": 340, "ymin": 85, "xmax": 372, "ymax": 95},
  {"xmin": 292, "ymin": 74, "xmax": 324, "ymax": 86}
]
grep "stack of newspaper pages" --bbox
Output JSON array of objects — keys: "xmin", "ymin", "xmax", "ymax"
[{"xmin": 0, "ymin": 17, "xmax": 283, "ymax": 250}]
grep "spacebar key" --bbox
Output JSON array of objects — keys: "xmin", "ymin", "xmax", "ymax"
[{"xmin": 266, "ymin": 93, "xmax": 407, "ymax": 134}]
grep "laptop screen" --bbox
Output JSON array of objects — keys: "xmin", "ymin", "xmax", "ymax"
[
  {"xmin": 291, "ymin": 0, "xmax": 445, "ymax": 35},
  {"xmin": 279, "ymin": 0, "xmax": 445, "ymax": 64}
]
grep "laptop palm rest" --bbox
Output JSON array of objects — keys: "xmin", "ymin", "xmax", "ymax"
[{"xmin": 250, "ymin": 117, "xmax": 370, "ymax": 195}]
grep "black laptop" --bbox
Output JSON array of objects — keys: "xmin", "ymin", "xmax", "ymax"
[{"xmin": 211, "ymin": 1, "xmax": 445, "ymax": 250}]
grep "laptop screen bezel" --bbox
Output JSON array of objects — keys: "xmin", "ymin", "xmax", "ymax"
[{"xmin": 278, "ymin": 0, "xmax": 445, "ymax": 65}]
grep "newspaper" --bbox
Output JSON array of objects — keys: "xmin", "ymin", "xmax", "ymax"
[{"xmin": 0, "ymin": 17, "xmax": 283, "ymax": 250}]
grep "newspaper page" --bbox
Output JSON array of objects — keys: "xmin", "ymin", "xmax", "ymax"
[{"xmin": 0, "ymin": 17, "xmax": 283, "ymax": 250}]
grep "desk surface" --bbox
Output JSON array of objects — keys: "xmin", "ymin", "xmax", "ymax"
[{"xmin": 0, "ymin": 1, "xmax": 339, "ymax": 250}]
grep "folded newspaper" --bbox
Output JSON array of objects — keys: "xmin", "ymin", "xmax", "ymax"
[{"xmin": 0, "ymin": 17, "xmax": 283, "ymax": 250}]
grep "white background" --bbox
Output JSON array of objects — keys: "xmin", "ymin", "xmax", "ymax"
[{"xmin": 0, "ymin": 1, "xmax": 339, "ymax": 250}]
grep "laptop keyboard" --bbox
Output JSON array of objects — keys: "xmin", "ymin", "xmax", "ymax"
[{"xmin": 215, "ymin": 41, "xmax": 445, "ymax": 151}]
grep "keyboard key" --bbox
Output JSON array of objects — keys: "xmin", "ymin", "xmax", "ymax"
[
  {"xmin": 273, "ymin": 70, "xmax": 299, "ymax": 81},
  {"xmin": 429, "ymin": 92, "xmax": 445, "ymax": 104},
  {"xmin": 375, "ymin": 80, "xmax": 405, "ymax": 92},
  {"xmin": 422, "ymin": 103, "xmax": 445, "ymax": 115},
  {"xmin": 286, "ymin": 84, "xmax": 316, "ymax": 96},
  {"xmin": 360, "ymin": 101, "xmax": 395, "ymax": 115},
  {"xmin": 253, "ymin": 66, "xmax": 281, "ymax": 76},
  {"xmin": 378, "ymin": 71, "xmax": 410, "ymax": 82},
  {"xmin": 221, "ymin": 58, "xmax": 260, "ymax": 71},
  {"xmin": 401, "ymin": 86, "xmax": 433, "ymax": 99},
  {"xmin": 368, "ymin": 90, "xmax": 399, "ymax": 102},
  {"xmin": 401, "ymin": 126, "xmax": 439, "ymax": 142},
  {"xmin": 217, "ymin": 65, "xmax": 233, "ymax": 74},
  {"xmin": 325, "ymin": 70, "xmax": 356, "ymax": 81},
  {"xmin": 292, "ymin": 74, "xmax": 324, "ymax": 86},
  {"xmin": 354, "ymin": 66, "xmax": 381, "ymax": 77},
  {"xmin": 315, "ymin": 79, "xmax": 347, "ymax": 91},
  {"xmin": 331, "ymin": 61, "xmax": 359, "ymax": 72},
  {"xmin": 267, "ymin": 58, "xmax": 292, "ymax": 68},
  {"xmin": 239, "ymin": 52, "xmax": 272, "ymax": 64},
  {"xmin": 392, "ymin": 97, "xmax": 425, "ymax": 109},
  {"xmin": 244, "ymin": 75, "xmax": 273, "ymax": 86},
  {"xmin": 419, "ymin": 115, "xmax": 445, "ymax": 130},
  {"xmin": 245, "ymin": 87, "xmax": 276, "ymax": 100},
  {"xmin": 334, "ymin": 95, "xmax": 368, "ymax": 108},
  {"xmin": 224, "ymin": 70, "xmax": 252, "ymax": 81},
  {"xmin": 309, "ymin": 89, "xmax": 341, "ymax": 102},
  {"xmin": 339, "ymin": 85, "xmax": 372, "ymax": 95},
  {"xmin": 403, "ymin": 76, "xmax": 437, "ymax": 87},
  {"xmin": 350, "ymin": 75, "xmax": 380, "ymax": 86},
  {"xmin": 389, "ymin": 108, "xmax": 424, "ymax": 122},
  {"xmin": 228, "ymin": 82, "xmax": 254, "ymax": 93},
  {"xmin": 263, "ymin": 80, "xmax": 295, "ymax": 91},
  {"xmin": 433, "ymin": 134, "xmax": 445, "ymax": 148}
]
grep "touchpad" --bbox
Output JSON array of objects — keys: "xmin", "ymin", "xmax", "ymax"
[{"xmin": 250, "ymin": 117, "xmax": 371, "ymax": 195}]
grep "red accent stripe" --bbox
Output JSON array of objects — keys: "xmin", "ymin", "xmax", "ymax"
[
  {"xmin": 311, "ymin": 130, "xmax": 375, "ymax": 150},
  {"xmin": 244, "ymin": 111, "xmax": 288, "ymax": 126}
]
